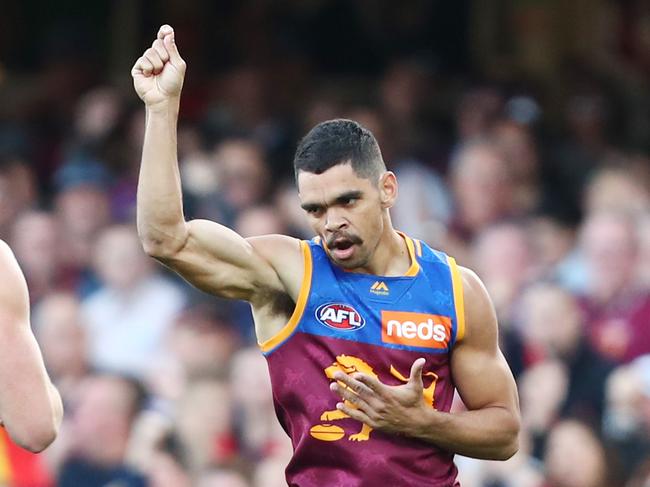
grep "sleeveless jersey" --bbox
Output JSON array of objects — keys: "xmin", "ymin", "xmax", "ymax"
[{"xmin": 260, "ymin": 233, "xmax": 465, "ymax": 487}]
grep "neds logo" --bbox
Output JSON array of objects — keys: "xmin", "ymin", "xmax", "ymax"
[
  {"xmin": 381, "ymin": 311, "xmax": 451, "ymax": 349},
  {"xmin": 316, "ymin": 303, "xmax": 365, "ymax": 331}
]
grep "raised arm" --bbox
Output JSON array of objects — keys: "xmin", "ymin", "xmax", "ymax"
[
  {"xmin": 132, "ymin": 25, "xmax": 300, "ymax": 306},
  {"xmin": 0, "ymin": 241, "xmax": 63, "ymax": 452}
]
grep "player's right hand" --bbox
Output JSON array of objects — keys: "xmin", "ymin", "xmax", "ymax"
[{"xmin": 132, "ymin": 25, "xmax": 186, "ymax": 106}]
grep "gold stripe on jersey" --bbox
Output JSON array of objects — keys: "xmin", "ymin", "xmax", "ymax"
[
  {"xmin": 447, "ymin": 256, "xmax": 466, "ymax": 342},
  {"xmin": 259, "ymin": 240, "xmax": 313, "ymax": 352}
]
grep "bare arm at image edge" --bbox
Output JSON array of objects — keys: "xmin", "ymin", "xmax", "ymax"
[
  {"xmin": 0, "ymin": 241, "xmax": 63, "ymax": 452},
  {"xmin": 132, "ymin": 25, "xmax": 296, "ymax": 305}
]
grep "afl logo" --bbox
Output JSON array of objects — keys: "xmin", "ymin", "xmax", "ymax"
[{"xmin": 316, "ymin": 303, "xmax": 365, "ymax": 331}]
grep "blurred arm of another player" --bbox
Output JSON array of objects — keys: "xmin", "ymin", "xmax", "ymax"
[
  {"xmin": 332, "ymin": 267, "xmax": 520, "ymax": 460},
  {"xmin": 0, "ymin": 241, "xmax": 63, "ymax": 452},
  {"xmin": 132, "ymin": 26, "xmax": 301, "ymax": 335}
]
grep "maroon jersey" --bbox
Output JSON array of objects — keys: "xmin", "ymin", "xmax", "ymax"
[{"xmin": 260, "ymin": 235, "xmax": 464, "ymax": 486}]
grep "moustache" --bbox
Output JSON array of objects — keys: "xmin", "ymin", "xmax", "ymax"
[{"xmin": 326, "ymin": 233, "xmax": 363, "ymax": 249}]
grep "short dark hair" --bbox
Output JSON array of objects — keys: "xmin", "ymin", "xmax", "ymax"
[{"xmin": 293, "ymin": 119, "xmax": 385, "ymax": 181}]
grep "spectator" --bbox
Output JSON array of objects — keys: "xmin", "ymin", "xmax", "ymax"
[
  {"xmin": 602, "ymin": 355, "xmax": 650, "ymax": 479},
  {"xmin": 638, "ymin": 215, "xmax": 650, "ymax": 288},
  {"xmin": 253, "ymin": 456, "xmax": 290, "ymax": 487},
  {"xmin": 583, "ymin": 164, "xmax": 650, "ymax": 216},
  {"xmin": 490, "ymin": 119, "xmax": 541, "ymax": 216},
  {"xmin": 167, "ymin": 305, "xmax": 240, "ymax": 379},
  {"xmin": 229, "ymin": 347, "xmax": 291, "ymax": 461},
  {"xmin": 234, "ymin": 204, "xmax": 289, "ymax": 238},
  {"xmin": 543, "ymin": 420, "xmax": 609, "ymax": 487},
  {"xmin": 456, "ymin": 431, "xmax": 544, "ymax": 487},
  {"xmin": 579, "ymin": 211, "xmax": 650, "ymax": 362},
  {"xmin": 33, "ymin": 292, "xmax": 90, "ymax": 402},
  {"xmin": 195, "ymin": 468, "xmax": 250, "ymax": 487},
  {"xmin": 273, "ymin": 180, "xmax": 314, "ymax": 239},
  {"xmin": 449, "ymin": 139, "xmax": 515, "ymax": 241},
  {"xmin": 516, "ymin": 284, "xmax": 613, "ymax": 428},
  {"xmin": 10, "ymin": 210, "xmax": 63, "ymax": 302},
  {"xmin": 175, "ymin": 378, "xmax": 235, "ymax": 472},
  {"xmin": 390, "ymin": 160, "xmax": 452, "ymax": 244},
  {"xmin": 527, "ymin": 214, "xmax": 586, "ymax": 293},
  {"xmin": 454, "ymin": 87, "xmax": 504, "ymax": 142},
  {"xmin": 471, "ymin": 221, "xmax": 537, "ymax": 323},
  {"xmin": 196, "ymin": 138, "xmax": 270, "ymax": 224},
  {"xmin": 54, "ymin": 158, "xmax": 112, "ymax": 295},
  {"xmin": 0, "ymin": 157, "xmax": 37, "ymax": 237},
  {"xmin": 518, "ymin": 360, "xmax": 569, "ymax": 459},
  {"xmin": 58, "ymin": 374, "xmax": 147, "ymax": 487},
  {"xmin": 82, "ymin": 225, "xmax": 186, "ymax": 377}
]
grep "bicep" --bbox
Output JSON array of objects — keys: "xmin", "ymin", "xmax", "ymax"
[
  {"xmin": 451, "ymin": 267, "xmax": 520, "ymax": 413},
  {"xmin": 156, "ymin": 219, "xmax": 293, "ymax": 301}
]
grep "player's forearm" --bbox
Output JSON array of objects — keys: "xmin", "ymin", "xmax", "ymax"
[
  {"xmin": 137, "ymin": 98, "xmax": 188, "ymax": 257},
  {"xmin": 408, "ymin": 406, "xmax": 519, "ymax": 460}
]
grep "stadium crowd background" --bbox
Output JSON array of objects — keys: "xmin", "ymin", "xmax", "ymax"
[{"xmin": 0, "ymin": 1, "xmax": 649, "ymax": 486}]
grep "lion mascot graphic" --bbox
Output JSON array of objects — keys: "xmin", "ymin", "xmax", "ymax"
[{"xmin": 316, "ymin": 354, "xmax": 438, "ymax": 442}]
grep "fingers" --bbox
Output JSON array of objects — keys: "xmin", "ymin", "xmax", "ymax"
[
  {"xmin": 143, "ymin": 48, "xmax": 164, "ymax": 75},
  {"xmin": 151, "ymin": 39, "xmax": 170, "ymax": 64},
  {"xmin": 132, "ymin": 56, "xmax": 154, "ymax": 77},
  {"xmin": 330, "ymin": 382, "xmax": 372, "ymax": 412},
  {"xmin": 336, "ymin": 401, "xmax": 373, "ymax": 426},
  {"xmin": 163, "ymin": 31, "xmax": 185, "ymax": 70},
  {"xmin": 353, "ymin": 373, "xmax": 386, "ymax": 394},
  {"xmin": 157, "ymin": 24, "xmax": 174, "ymax": 40},
  {"xmin": 333, "ymin": 372, "xmax": 375, "ymax": 399},
  {"xmin": 408, "ymin": 358, "xmax": 426, "ymax": 390}
]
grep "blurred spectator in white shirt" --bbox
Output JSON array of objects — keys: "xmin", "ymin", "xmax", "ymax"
[
  {"xmin": 82, "ymin": 224, "xmax": 185, "ymax": 377},
  {"xmin": 33, "ymin": 292, "xmax": 90, "ymax": 402}
]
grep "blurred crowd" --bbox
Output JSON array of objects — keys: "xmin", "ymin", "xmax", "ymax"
[{"xmin": 0, "ymin": 1, "xmax": 649, "ymax": 487}]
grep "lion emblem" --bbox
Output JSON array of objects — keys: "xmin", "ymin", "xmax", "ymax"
[{"xmin": 315, "ymin": 354, "xmax": 438, "ymax": 442}]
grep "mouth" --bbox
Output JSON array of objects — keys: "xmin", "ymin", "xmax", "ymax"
[{"xmin": 327, "ymin": 234, "xmax": 362, "ymax": 261}]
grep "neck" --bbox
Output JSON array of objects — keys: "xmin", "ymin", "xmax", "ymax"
[{"xmin": 356, "ymin": 220, "xmax": 413, "ymax": 276}]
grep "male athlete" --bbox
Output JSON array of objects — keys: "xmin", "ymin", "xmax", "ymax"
[
  {"xmin": 0, "ymin": 241, "xmax": 63, "ymax": 452},
  {"xmin": 133, "ymin": 25, "xmax": 520, "ymax": 486}
]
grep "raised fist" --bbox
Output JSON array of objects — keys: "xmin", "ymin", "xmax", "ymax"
[{"xmin": 132, "ymin": 25, "xmax": 186, "ymax": 106}]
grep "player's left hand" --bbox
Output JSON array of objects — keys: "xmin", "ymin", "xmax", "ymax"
[{"xmin": 330, "ymin": 357, "xmax": 429, "ymax": 436}]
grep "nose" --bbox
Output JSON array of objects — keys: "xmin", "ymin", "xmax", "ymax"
[{"xmin": 324, "ymin": 209, "xmax": 348, "ymax": 233}]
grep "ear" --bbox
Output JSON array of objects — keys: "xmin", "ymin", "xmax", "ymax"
[{"xmin": 378, "ymin": 171, "xmax": 398, "ymax": 209}]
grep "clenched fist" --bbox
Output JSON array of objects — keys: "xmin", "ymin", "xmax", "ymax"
[{"xmin": 132, "ymin": 25, "xmax": 186, "ymax": 106}]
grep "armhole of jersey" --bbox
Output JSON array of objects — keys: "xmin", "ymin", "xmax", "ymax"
[
  {"xmin": 447, "ymin": 256, "xmax": 466, "ymax": 343},
  {"xmin": 259, "ymin": 240, "xmax": 313, "ymax": 353}
]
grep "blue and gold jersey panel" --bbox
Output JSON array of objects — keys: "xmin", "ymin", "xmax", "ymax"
[
  {"xmin": 260, "ymin": 235, "xmax": 465, "ymax": 355},
  {"xmin": 414, "ymin": 240, "xmax": 466, "ymax": 345}
]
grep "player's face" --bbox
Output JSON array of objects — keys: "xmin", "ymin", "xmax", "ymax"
[{"xmin": 298, "ymin": 163, "xmax": 393, "ymax": 269}]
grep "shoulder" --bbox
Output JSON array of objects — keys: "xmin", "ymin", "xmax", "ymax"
[
  {"xmin": 247, "ymin": 234, "xmax": 307, "ymax": 300},
  {"xmin": 247, "ymin": 234, "xmax": 305, "ymax": 277},
  {"xmin": 457, "ymin": 265, "xmax": 498, "ymax": 346},
  {"xmin": 247, "ymin": 234, "xmax": 303, "ymax": 260}
]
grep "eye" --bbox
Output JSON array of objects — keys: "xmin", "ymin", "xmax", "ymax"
[{"xmin": 341, "ymin": 197, "xmax": 358, "ymax": 207}]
